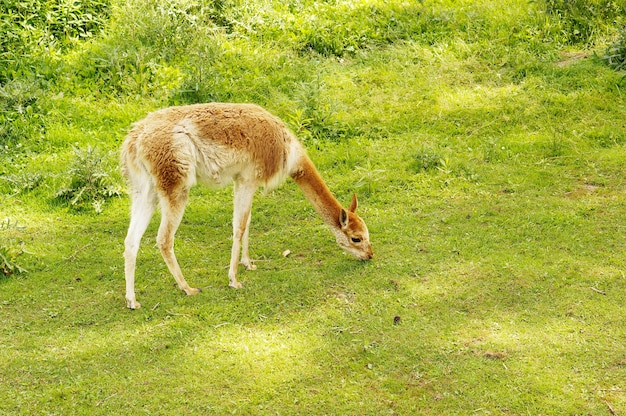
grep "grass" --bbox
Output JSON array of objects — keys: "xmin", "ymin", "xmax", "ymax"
[{"xmin": 2, "ymin": 0, "xmax": 626, "ymax": 414}]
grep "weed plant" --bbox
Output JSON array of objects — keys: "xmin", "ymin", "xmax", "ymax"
[
  {"xmin": 545, "ymin": 0, "xmax": 626, "ymax": 44},
  {"xmin": 54, "ymin": 146, "xmax": 121, "ymax": 213},
  {"xmin": 0, "ymin": 219, "xmax": 28, "ymax": 276},
  {"xmin": 0, "ymin": 80, "xmax": 45, "ymax": 146},
  {"xmin": 604, "ymin": 28, "xmax": 626, "ymax": 71},
  {"xmin": 1, "ymin": 172, "xmax": 43, "ymax": 194},
  {"xmin": 412, "ymin": 148, "xmax": 444, "ymax": 172},
  {"xmin": 0, "ymin": 0, "xmax": 110, "ymax": 81},
  {"xmin": 1, "ymin": 0, "xmax": 626, "ymax": 414}
]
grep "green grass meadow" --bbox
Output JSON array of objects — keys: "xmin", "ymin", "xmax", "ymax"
[{"xmin": 2, "ymin": 0, "xmax": 626, "ymax": 413}]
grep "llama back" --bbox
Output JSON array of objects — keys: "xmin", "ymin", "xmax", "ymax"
[
  {"xmin": 182, "ymin": 103, "xmax": 301, "ymax": 187},
  {"xmin": 121, "ymin": 103, "xmax": 303, "ymax": 193}
]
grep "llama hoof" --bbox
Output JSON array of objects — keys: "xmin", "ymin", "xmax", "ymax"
[
  {"xmin": 126, "ymin": 298, "xmax": 141, "ymax": 309},
  {"xmin": 229, "ymin": 281, "xmax": 243, "ymax": 289},
  {"xmin": 185, "ymin": 287, "xmax": 202, "ymax": 296},
  {"xmin": 240, "ymin": 260, "xmax": 257, "ymax": 271}
]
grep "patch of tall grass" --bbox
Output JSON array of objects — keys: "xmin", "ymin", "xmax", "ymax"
[
  {"xmin": 0, "ymin": 0, "xmax": 111, "ymax": 81},
  {"xmin": 3, "ymin": 0, "xmax": 625, "ymax": 218},
  {"xmin": 0, "ymin": 80, "xmax": 45, "ymax": 147},
  {"xmin": 545, "ymin": 0, "xmax": 626, "ymax": 45},
  {"xmin": 604, "ymin": 29, "xmax": 626, "ymax": 72}
]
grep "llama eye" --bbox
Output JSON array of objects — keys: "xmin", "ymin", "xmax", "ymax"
[{"xmin": 351, "ymin": 238, "xmax": 361, "ymax": 243}]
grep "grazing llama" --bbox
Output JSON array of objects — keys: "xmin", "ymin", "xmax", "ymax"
[{"xmin": 121, "ymin": 103, "xmax": 373, "ymax": 309}]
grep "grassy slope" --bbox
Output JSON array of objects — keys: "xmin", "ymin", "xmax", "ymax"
[{"xmin": 1, "ymin": 0, "xmax": 626, "ymax": 414}]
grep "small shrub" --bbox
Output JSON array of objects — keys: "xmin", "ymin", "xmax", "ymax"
[
  {"xmin": 354, "ymin": 162, "xmax": 386, "ymax": 195},
  {"xmin": 1, "ymin": 172, "xmax": 44, "ymax": 194},
  {"xmin": 412, "ymin": 149, "xmax": 443, "ymax": 172},
  {"xmin": 0, "ymin": 80, "xmax": 45, "ymax": 147},
  {"xmin": 55, "ymin": 146, "xmax": 121, "ymax": 213},
  {"xmin": 0, "ymin": 219, "xmax": 28, "ymax": 276},
  {"xmin": 290, "ymin": 79, "xmax": 357, "ymax": 142},
  {"xmin": 71, "ymin": 42, "xmax": 162, "ymax": 96},
  {"xmin": 45, "ymin": 0, "xmax": 111, "ymax": 44},
  {"xmin": 604, "ymin": 29, "xmax": 626, "ymax": 71},
  {"xmin": 544, "ymin": 0, "xmax": 626, "ymax": 45},
  {"xmin": 0, "ymin": 0, "xmax": 111, "ymax": 81}
]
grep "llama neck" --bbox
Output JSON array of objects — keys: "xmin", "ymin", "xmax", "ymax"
[{"xmin": 291, "ymin": 155, "xmax": 342, "ymax": 230}]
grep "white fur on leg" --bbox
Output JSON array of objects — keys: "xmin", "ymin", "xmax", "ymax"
[
  {"xmin": 240, "ymin": 210, "xmax": 257, "ymax": 271},
  {"xmin": 124, "ymin": 186, "xmax": 157, "ymax": 309},
  {"xmin": 229, "ymin": 181, "xmax": 257, "ymax": 288}
]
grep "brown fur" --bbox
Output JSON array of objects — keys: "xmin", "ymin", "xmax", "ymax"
[
  {"xmin": 191, "ymin": 104, "xmax": 290, "ymax": 181},
  {"xmin": 122, "ymin": 103, "xmax": 292, "ymax": 194},
  {"xmin": 291, "ymin": 156, "xmax": 343, "ymax": 227}
]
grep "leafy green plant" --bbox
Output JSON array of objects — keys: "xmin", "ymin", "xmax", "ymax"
[
  {"xmin": 354, "ymin": 162, "xmax": 386, "ymax": 195},
  {"xmin": 412, "ymin": 148, "xmax": 443, "ymax": 172},
  {"xmin": 604, "ymin": 29, "xmax": 626, "ymax": 71},
  {"xmin": 283, "ymin": 78, "xmax": 365, "ymax": 144},
  {"xmin": 544, "ymin": 0, "xmax": 626, "ymax": 44},
  {"xmin": 0, "ymin": 172, "xmax": 44, "ymax": 194},
  {"xmin": 55, "ymin": 146, "xmax": 121, "ymax": 213},
  {"xmin": 0, "ymin": 245, "xmax": 28, "ymax": 276},
  {"xmin": 0, "ymin": 0, "xmax": 111, "ymax": 80},
  {"xmin": 0, "ymin": 80, "xmax": 45, "ymax": 147},
  {"xmin": 70, "ymin": 42, "xmax": 163, "ymax": 96},
  {"xmin": 0, "ymin": 219, "xmax": 28, "ymax": 276},
  {"xmin": 45, "ymin": 0, "xmax": 111, "ymax": 44}
]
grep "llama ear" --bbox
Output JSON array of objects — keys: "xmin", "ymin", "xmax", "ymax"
[
  {"xmin": 349, "ymin": 193, "xmax": 358, "ymax": 213},
  {"xmin": 339, "ymin": 208, "xmax": 349, "ymax": 229}
]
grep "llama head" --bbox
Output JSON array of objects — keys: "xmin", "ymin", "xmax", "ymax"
[{"xmin": 335, "ymin": 194, "xmax": 373, "ymax": 260}]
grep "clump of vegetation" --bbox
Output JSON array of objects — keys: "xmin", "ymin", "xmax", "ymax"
[
  {"xmin": 544, "ymin": 0, "xmax": 626, "ymax": 44},
  {"xmin": 0, "ymin": 0, "xmax": 111, "ymax": 81},
  {"xmin": 354, "ymin": 162, "xmax": 386, "ymax": 195},
  {"xmin": 0, "ymin": 220, "xmax": 28, "ymax": 276},
  {"xmin": 0, "ymin": 80, "xmax": 45, "ymax": 147},
  {"xmin": 0, "ymin": 172, "xmax": 44, "ymax": 194},
  {"xmin": 67, "ymin": 0, "xmax": 206, "ymax": 97},
  {"xmin": 289, "ymin": 79, "xmax": 359, "ymax": 143},
  {"xmin": 412, "ymin": 148, "xmax": 443, "ymax": 172},
  {"xmin": 0, "ymin": 244, "xmax": 28, "ymax": 276},
  {"xmin": 604, "ymin": 29, "xmax": 626, "ymax": 71},
  {"xmin": 55, "ymin": 146, "xmax": 121, "ymax": 213}
]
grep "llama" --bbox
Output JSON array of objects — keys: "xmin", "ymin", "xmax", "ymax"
[{"xmin": 121, "ymin": 103, "xmax": 373, "ymax": 309}]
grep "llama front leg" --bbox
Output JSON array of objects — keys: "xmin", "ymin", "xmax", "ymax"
[
  {"xmin": 157, "ymin": 191, "xmax": 201, "ymax": 296},
  {"xmin": 229, "ymin": 182, "xmax": 257, "ymax": 288}
]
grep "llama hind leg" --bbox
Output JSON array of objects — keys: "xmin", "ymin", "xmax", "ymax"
[
  {"xmin": 240, "ymin": 211, "xmax": 257, "ymax": 271},
  {"xmin": 157, "ymin": 189, "xmax": 201, "ymax": 296},
  {"xmin": 124, "ymin": 186, "xmax": 157, "ymax": 309},
  {"xmin": 229, "ymin": 181, "xmax": 257, "ymax": 288}
]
